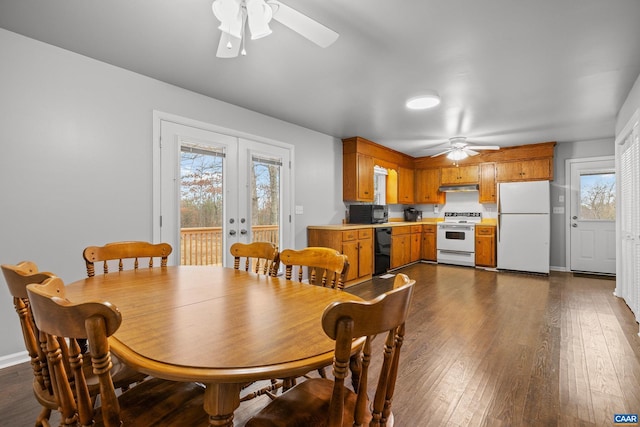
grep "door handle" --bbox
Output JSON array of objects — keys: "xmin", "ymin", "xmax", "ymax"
[
  {"xmin": 572, "ymin": 223, "xmax": 577, "ymax": 228},
  {"xmin": 240, "ymin": 229, "xmax": 248, "ymax": 235},
  {"xmin": 572, "ymin": 216, "xmax": 577, "ymax": 220},
  {"xmin": 229, "ymin": 230, "xmax": 237, "ymax": 236}
]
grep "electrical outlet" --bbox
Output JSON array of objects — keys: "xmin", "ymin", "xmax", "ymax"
[{"xmin": 559, "ymin": 195, "xmax": 565, "ymax": 203}]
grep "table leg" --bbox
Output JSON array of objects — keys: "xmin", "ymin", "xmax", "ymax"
[{"xmin": 203, "ymin": 383, "xmax": 241, "ymax": 427}]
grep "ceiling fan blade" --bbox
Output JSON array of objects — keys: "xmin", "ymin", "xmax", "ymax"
[
  {"xmin": 216, "ymin": 32, "xmax": 241, "ymax": 58},
  {"xmin": 469, "ymin": 145, "xmax": 500, "ymax": 150},
  {"xmin": 270, "ymin": 1, "xmax": 339, "ymax": 48},
  {"xmin": 430, "ymin": 149, "xmax": 452, "ymax": 158},
  {"xmin": 465, "ymin": 149, "xmax": 480, "ymax": 156}
]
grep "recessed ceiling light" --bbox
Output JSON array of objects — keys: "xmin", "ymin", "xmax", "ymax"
[{"xmin": 406, "ymin": 91, "xmax": 441, "ymax": 110}]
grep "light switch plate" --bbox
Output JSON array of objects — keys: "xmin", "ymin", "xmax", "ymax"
[{"xmin": 553, "ymin": 207, "xmax": 564, "ymax": 214}]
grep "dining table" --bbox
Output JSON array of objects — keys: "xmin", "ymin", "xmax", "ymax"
[{"xmin": 64, "ymin": 265, "xmax": 363, "ymax": 427}]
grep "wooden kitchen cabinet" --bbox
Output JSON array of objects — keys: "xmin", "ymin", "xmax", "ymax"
[
  {"xmin": 421, "ymin": 224, "xmax": 437, "ymax": 261},
  {"xmin": 440, "ymin": 165, "xmax": 479, "ymax": 185},
  {"xmin": 479, "ymin": 162, "xmax": 497, "ymax": 203},
  {"xmin": 307, "ymin": 227, "xmax": 373, "ymax": 287},
  {"xmin": 496, "ymin": 158, "xmax": 552, "ymax": 182},
  {"xmin": 397, "ymin": 166, "xmax": 415, "ymax": 204},
  {"xmin": 343, "ymin": 152, "xmax": 374, "ymax": 202},
  {"xmin": 415, "ymin": 168, "xmax": 445, "ymax": 204},
  {"xmin": 475, "ymin": 225, "xmax": 496, "ymax": 267},
  {"xmin": 410, "ymin": 225, "xmax": 422, "ymax": 262},
  {"xmin": 391, "ymin": 226, "xmax": 412, "ymax": 269}
]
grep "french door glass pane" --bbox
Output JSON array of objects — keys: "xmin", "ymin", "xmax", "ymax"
[
  {"xmin": 251, "ymin": 155, "xmax": 280, "ymax": 248},
  {"xmin": 180, "ymin": 143, "xmax": 224, "ymax": 265},
  {"xmin": 579, "ymin": 172, "xmax": 615, "ymax": 220}
]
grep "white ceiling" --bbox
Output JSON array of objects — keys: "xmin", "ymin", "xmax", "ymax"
[{"xmin": 1, "ymin": 0, "xmax": 639, "ymax": 157}]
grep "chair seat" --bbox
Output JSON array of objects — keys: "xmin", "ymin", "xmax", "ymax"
[
  {"xmin": 246, "ymin": 378, "xmax": 370, "ymax": 427},
  {"xmin": 94, "ymin": 378, "xmax": 208, "ymax": 426}
]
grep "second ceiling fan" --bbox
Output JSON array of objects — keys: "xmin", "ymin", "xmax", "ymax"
[
  {"xmin": 212, "ymin": 0, "xmax": 339, "ymax": 58},
  {"xmin": 431, "ymin": 137, "xmax": 500, "ymax": 160}
]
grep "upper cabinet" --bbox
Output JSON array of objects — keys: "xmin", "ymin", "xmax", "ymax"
[
  {"xmin": 440, "ymin": 165, "xmax": 479, "ymax": 185},
  {"xmin": 415, "ymin": 168, "xmax": 445, "ymax": 204},
  {"xmin": 343, "ymin": 137, "xmax": 414, "ymax": 204},
  {"xmin": 343, "ymin": 152, "xmax": 374, "ymax": 202},
  {"xmin": 397, "ymin": 166, "xmax": 415, "ymax": 204},
  {"xmin": 479, "ymin": 163, "xmax": 497, "ymax": 203},
  {"xmin": 496, "ymin": 158, "xmax": 552, "ymax": 182},
  {"xmin": 343, "ymin": 138, "xmax": 555, "ymax": 203}
]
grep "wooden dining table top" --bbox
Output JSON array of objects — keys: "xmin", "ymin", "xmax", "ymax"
[{"xmin": 64, "ymin": 265, "xmax": 364, "ymax": 384}]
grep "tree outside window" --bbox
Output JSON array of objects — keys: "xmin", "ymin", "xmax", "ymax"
[{"xmin": 580, "ymin": 172, "xmax": 615, "ymax": 220}]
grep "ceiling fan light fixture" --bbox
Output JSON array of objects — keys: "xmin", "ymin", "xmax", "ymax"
[
  {"xmin": 246, "ymin": 0, "xmax": 273, "ymax": 39},
  {"xmin": 212, "ymin": 0, "xmax": 243, "ymax": 39},
  {"xmin": 406, "ymin": 91, "xmax": 441, "ymax": 110},
  {"xmin": 447, "ymin": 149, "xmax": 468, "ymax": 161}
]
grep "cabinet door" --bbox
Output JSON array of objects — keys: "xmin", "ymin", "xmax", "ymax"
[
  {"xmin": 390, "ymin": 234, "xmax": 410, "ymax": 269},
  {"xmin": 415, "ymin": 168, "xmax": 445, "ymax": 204},
  {"xmin": 458, "ymin": 165, "xmax": 479, "ymax": 183},
  {"xmin": 410, "ymin": 232, "xmax": 421, "ymax": 262},
  {"xmin": 440, "ymin": 166, "xmax": 461, "ymax": 185},
  {"xmin": 342, "ymin": 240, "xmax": 359, "ymax": 282},
  {"xmin": 520, "ymin": 158, "xmax": 551, "ymax": 180},
  {"xmin": 479, "ymin": 163, "xmax": 496, "ymax": 203},
  {"xmin": 475, "ymin": 226, "xmax": 496, "ymax": 267},
  {"xmin": 358, "ymin": 236, "xmax": 373, "ymax": 277},
  {"xmin": 421, "ymin": 224, "xmax": 437, "ymax": 261},
  {"xmin": 397, "ymin": 166, "xmax": 415, "ymax": 204},
  {"xmin": 357, "ymin": 154, "xmax": 374, "ymax": 201},
  {"xmin": 496, "ymin": 161, "xmax": 522, "ymax": 181}
]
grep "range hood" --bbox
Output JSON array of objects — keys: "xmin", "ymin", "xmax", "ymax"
[{"xmin": 438, "ymin": 184, "xmax": 479, "ymax": 192}]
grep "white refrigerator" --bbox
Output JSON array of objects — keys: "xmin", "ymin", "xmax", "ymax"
[{"xmin": 497, "ymin": 181, "xmax": 550, "ymax": 274}]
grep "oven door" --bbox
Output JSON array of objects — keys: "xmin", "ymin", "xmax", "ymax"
[{"xmin": 437, "ymin": 224, "xmax": 475, "ymax": 252}]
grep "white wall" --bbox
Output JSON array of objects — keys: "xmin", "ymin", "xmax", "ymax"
[{"xmin": 0, "ymin": 29, "xmax": 343, "ymax": 362}]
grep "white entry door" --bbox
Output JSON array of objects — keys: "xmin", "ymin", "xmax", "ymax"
[
  {"xmin": 155, "ymin": 116, "xmax": 292, "ymax": 267},
  {"xmin": 568, "ymin": 157, "xmax": 616, "ymax": 275}
]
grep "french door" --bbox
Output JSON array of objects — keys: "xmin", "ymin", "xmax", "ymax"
[{"xmin": 155, "ymin": 117, "xmax": 292, "ymax": 267}]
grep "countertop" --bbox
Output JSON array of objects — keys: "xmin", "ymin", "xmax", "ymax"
[{"xmin": 307, "ymin": 219, "xmax": 497, "ymax": 231}]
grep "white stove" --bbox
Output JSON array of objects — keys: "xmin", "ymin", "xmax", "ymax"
[{"xmin": 437, "ymin": 212, "xmax": 482, "ymax": 266}]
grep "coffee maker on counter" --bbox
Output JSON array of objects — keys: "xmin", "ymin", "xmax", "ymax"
[{"xmin": 404, "ymin": 207, "xmax": 422, "ymax": 222}]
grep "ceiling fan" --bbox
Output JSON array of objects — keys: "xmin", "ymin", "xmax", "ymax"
[
  {"xmin": 212, "ymin": 0, "xmax": 339, "ymax": 58},
  {"xmin": 430, "ymin": 137, "xmax": 500, "ymax": 160}
]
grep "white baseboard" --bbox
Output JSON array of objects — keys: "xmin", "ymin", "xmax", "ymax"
[
  {"xmin": 0, "ymin": 350, "xmax": 29, "ymax": 370},
  {"xmin": 550, "ymin": 265, "xmax": 567, "ymax": 272}
]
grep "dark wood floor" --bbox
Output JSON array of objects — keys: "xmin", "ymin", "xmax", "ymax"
[{"xmin": 2, "ymin": 263, "xmax": 639, "ymax": 426}]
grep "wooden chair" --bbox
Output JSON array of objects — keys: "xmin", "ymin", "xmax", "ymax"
[
  {"xmin": 25, "ymin": 276, "xmax": 209, "ymax": 427},
  {"xmin": 230, "ymin": 241, "xmax": 279, "ymax": 276},
  {"xmin": 0, "ymin": 262, "xmax": 144, "ymax": 427},
  {"xmin": 279, "ymin": 247, "xmax": 349, "ymax": 290},
  {"xmin": 246, "ymin": 273, "xmax": 416, "ymax": 427},
  {"xmin": 228, "ymin": 241, "xmax": 282, "ymax": 401},
  {"xmin": 278, "ymin": 247, "xmax": 350, "ymax": 382},
  {"xmin": 82, "ymin": 241, "xmax": 172, "ymax": 277}
]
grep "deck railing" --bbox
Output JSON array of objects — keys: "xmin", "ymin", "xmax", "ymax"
[{"xmin": 180, "ymin": 225, "xmax": 279, "ymax": 265}]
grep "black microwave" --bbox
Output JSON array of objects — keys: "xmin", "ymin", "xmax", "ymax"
[{"xmin": 349, "ymin": 204, "xmax": 388, "ymax": 224}]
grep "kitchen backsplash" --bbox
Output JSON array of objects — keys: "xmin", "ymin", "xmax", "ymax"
[{"xmin": 388, "ymin": 191, "xmax": 497, "ymax": 221}]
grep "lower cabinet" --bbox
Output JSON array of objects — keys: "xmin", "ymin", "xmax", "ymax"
[
  {"xmin": 307, "ymin": 227, "xmax": 373, "ymax": 287},
  {"xmin": 475, "ymin": 225, "xmax": 496, "ymax": 268},
  {"xmin": 422, "ymin": 224, "xmax": 437, "ymax": 261},
  {"xmin": 410, "ymin": 225, "xmax": 422, "ymax": 262},
  {"xmin": 391, "ymin": 226, "xmax": 412, "ymax": 269}
]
